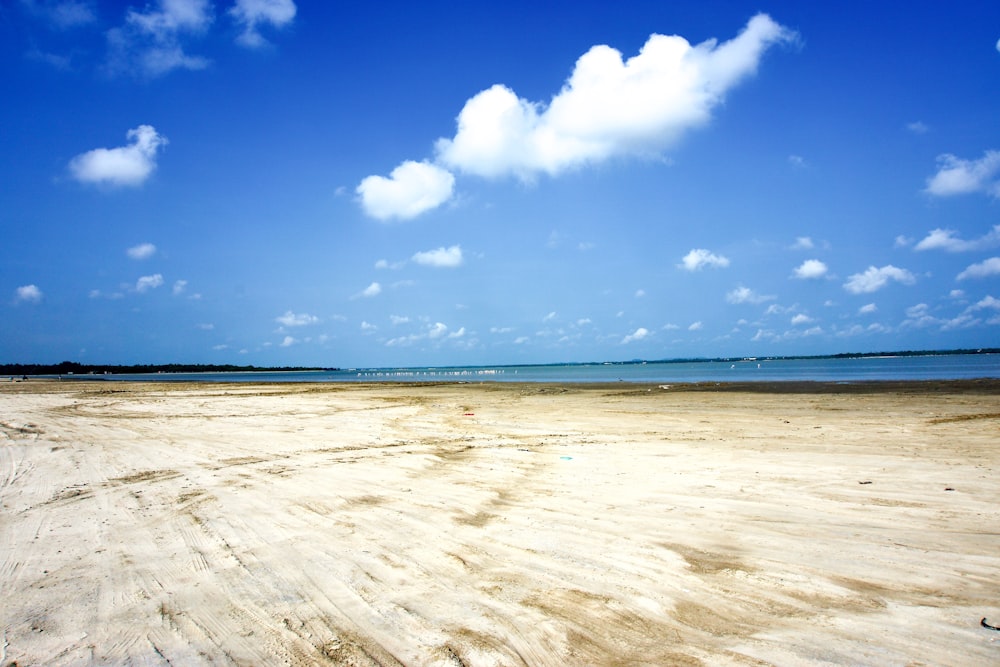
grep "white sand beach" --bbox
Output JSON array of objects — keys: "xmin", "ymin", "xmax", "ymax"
[{"xmin": 2, "ymin": 380, "xmax": 999, "ymax": 665}]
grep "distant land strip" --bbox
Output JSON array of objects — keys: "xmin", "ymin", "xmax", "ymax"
[
  {"xmin": 0, "ymin": 362, "xmax": 336, "ymax": 376},
  {"xmin": 2, "ymin": 348, "xmax": 997, "ymax": 377}
]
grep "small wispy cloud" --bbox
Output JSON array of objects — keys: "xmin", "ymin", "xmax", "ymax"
[
  {"xmin": 14, "ymin": 284, "xmax": 43, "ymax": 304},
  {"xmin": 957, "ymin": 257, "xmax": 1000, "ymax": 281},
  {"xmin": 69, "ymin": 125, "xmax": 168, "ymax": 187},
  {"xmin": 906, "ymin": 121, "xmax": 929, "ymax": 134},
  {"xmin": 105, "ymin": 0, "xmax": 214, "ymax": 78},
  {"xmin": 680, "ymin": 248, "xmax": 730, "ymax": 271},
  {"xmin": 230, "ymin": 0, "xmax": 296, "ymax": 48},
  {"xmin": 914, "ymin": 225, "xmax": 1000, "ymax": 252},
  {"xmin": 353, "ymin": 282, "xmax": 382, "ymax": 299},
  {"xmin": 412, "ymin": 244, "xmax": 463, "ymax": 268},
  {"xmin": 621, "ymin": 327, "xmax": 650, "ymax": 343},
  {"xmin": 791, "ymin": 236, "xmax": 814, "ymax": 250},
  {"xmin": 843, "ymin": 265, "xmax": 915, "ymax": 294},
  {"xmin": 859, "ymin": 303, "xmax": 877, "ymax": 314},
  {"xmin": 135, "ymin": 273, "xmax": 164, "ymax": 293},
  {"xmin": 726, "ymin": 286, "xmax": 774, "ymax": 304},
  {"xmin": 126, "ymin": 242, "xmax": 157, "ymax": 259},
  {"xmin": 275, "ymin": 311, "xmax": 319, "ymax": 327},
  {"xmin": 23, "ymin": 0, "xmax": 96, "ymax": 29}
]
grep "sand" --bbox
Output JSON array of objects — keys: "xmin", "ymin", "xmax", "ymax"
[{"xmin": 1, "ymin": 379, "xmax": 999, "ymax": 666}]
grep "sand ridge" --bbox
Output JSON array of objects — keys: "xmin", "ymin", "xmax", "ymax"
[{"xmin": 1, "ymin": 380, "xmax": 999, "ymax": 665}]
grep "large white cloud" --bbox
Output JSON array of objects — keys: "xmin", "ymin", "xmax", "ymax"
[
  {"xmin": 843, "ymin": 265, "xmax": 915, "ymax": 294},
  {"xmin": 357, "ymin": 14, "xmax": 792, "ymax": 219},
  {"xmin": 925, "ymin": 150, "xmax": 1000, "ymax": 197},
  {"xmin": 356, "ymin": 161, "xmax": 455, "ymax": 221},
  {"xmin": 230, "ymin": 0, "xmax": 296, "ymax": 48},
  {"xmin": 679, "ymin": 248, "xmax": 730, "ymax": 271},
  {"xmin": 412, "ymin": 245, "xmax": 464, "ymax": 268},
  {"xmin": 69, "ymin": 125, "xmax": 167, "ymax": 187},
  {"xmin": 436, "ymin": 14, "xmax": 794, "ymax": 179},
  {"xmin": 914, "ymin": 225, "xmax": 1000, "ymax": 252},
  {"xmin": 957, "ymin": 257, "xmax": 1000, "ymax": 280}
]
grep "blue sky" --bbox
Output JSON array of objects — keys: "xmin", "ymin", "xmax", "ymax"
[{"xmin": 2, "ymin": 1, "xmax": 1000, "ymax": 367}]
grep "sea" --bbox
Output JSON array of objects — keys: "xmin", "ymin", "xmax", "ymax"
[{"xmin": 50, "ymin": 353, "xmax": 1000, "ymax": 384}]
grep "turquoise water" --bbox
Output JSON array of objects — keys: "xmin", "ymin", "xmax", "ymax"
[{"xmin": 58, "ymin": 354, "xmax": 1000, "ymax": 384}]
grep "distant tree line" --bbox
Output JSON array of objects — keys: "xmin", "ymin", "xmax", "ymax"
[{"xmin": 0, "ymin": 361, "xmax": 337, "ymax": 376}]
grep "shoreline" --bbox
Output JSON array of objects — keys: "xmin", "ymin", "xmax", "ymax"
[
  {"xmin": 2, "ymin": 380, "xmax": 999, "ymax": 664},
  {"xmin": 7, "ymin": 376, "xmax": 1000, "ymax": 394}
]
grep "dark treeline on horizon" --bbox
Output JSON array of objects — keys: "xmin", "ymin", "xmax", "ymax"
[
  {"xmin": 2, "ymin": 349, "xmax": 998, "ymax": 376},
  {"xmin": 0, "ymin": 361, "xmax": 336, "ymax": 376}
]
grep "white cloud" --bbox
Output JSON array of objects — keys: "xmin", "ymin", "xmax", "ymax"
[
  {"xmin": 859, "ymin": 303, "xmax": 877, "ymax": 314},
  {"xmin": 436, "ymin": 14, "xmax": 794, "ymax": 181},
  {"xmin": 791, "ymin": 236, "xmax": 814, "ymax": 250},
  {"xmin": 106, "ymin": 0, "xmax": 213, "ymax": 77},
  {"xmin": 69, "ymin": 125, "xmax": 167, "ymax": 187},
  {"xmin": 843, "ymin": 265, "xmax": 915, "ymax": 294},
  {"xmin": 971, "ymin": 295, "xmax": 1000, "ymax": 312},
  {"xmin": 957, "ymin": 257, "xmax": 1000, "ymax": 280},
  {"xmin": 275, "ymin": 310, "xmax": 318, "ymax": 327},
  {"xmin": 280, "ymin": 335, "xmax": 297, "ymax": 347},
  {"xmin": 906, "ymin": 121, "xmax": 929, "ymax": 134},
  {"xmin": 172, "ymin": 279, "xmax": 187, "ymax": 295},
  {"xmin": 925, "ymin": 150, "xmax": 1000, "ymax": 197},
  {"xmin": 688, "ymin": 321, "xmax": 703, "ymax": 331},
  {"xmin": 355, "ymin": 282, "xmax": 382, "ymax": 298},
  {"xmin": 543, "ymin": 311, "xmax": 557, "ymax": 322},
  {"xmin": 412, "ymin": 244, "xmax": 464, "ymax": 268},
  {"xmin": 126, "ymin": 242, "xmax": 157, "ymax": 259},
  {"xmin": 726, "ymin": 286, "xmax": 774, "ymax": 304},
  {"xmin": 790, "ymin": 313, "xmax": 813, "ymax": 325},
  {"xmin": 914, "ymin": 225, "xmax": 1000, "ymax": 252},
  {"xmin": 390, "ymin": 315, "xmax": 410, "ymax": 325},
  {"xmin": 135, "ymin": 273, "xmax": 164, "ymax": 292},
  {"xmin": 680, "ymin": 248, "xmax": 730, "ymax": 271},
  {"xmin": 356, "ymin": 160, "xmax": 455, "ymax": 221},
  {"xmin": 894, "ymin": 235, "xmax": 913, "ymax": 248},
  {"xmin": 792, "ymin": 259, "xmax": 827, "ymax": 279},
  {"xmin": 14, "ymin": 284, "xmax": 43, "ymax": 303},
  {"xmin": 788, "ymin": 154, "xmax": 806, "ymax": 168},
  {"xmin": 635, "ymin": 289, "xmax": 646, "ymax": 298},
  {"xmin": 622, "ymin": 327, "xmax": 650, "ymax": 343},
  {"xmin": 229, "ymin": 0, "xmax": 296, "ymax": 48}
]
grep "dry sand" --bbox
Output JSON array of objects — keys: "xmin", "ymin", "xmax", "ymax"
[{"xmin": 1, "ymin": 379, "xmax": 999, "ymax": 666}]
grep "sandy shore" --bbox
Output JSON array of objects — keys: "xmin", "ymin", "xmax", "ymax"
[{"xmin": 1, "ymin": 380, "xmax": 999, "ymax": 666}]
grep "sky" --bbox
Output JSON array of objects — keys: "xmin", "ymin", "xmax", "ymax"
[{"xmin": 2, "ymin": 1, "xmax": 1000, "ymax": 367}]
